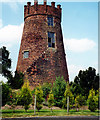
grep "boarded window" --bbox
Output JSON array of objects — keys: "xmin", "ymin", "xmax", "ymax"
[
  {"xmin": 23, "ymin": 51, "xmax": 29, "ymax": 58},
  {"xmin": 48, "ymin": 32, "xmax": 55, "ymax": 48},
  {"xmin": 47, "ymin": 16, "xmax": 53, "ymax": 26}
]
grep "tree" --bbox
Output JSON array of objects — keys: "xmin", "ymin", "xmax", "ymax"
[
  {"xmin": 48, "ymin": 90, "xmax": 54, "ymax": 112},
  {"xmin": 8, "ymin": 70, "xmax": 24, "ymax": 89},
  {"xmin": 87, "ymin": 89, "xmax": 98, "ymax": 112},
  {"xmin": 70, "ymin": 81, "xmax": 83, "ymax": 98},
  {"xmin": 2, "ymin": 81, "xmax": 11, "ymax": 106},
  {"xmin": 18, "ymin": 80, "xmax": 32, "ymax": 112},
  {"xmin": 35, "ymin": 85, "xmax": 44, "ymax": 111},
  {"xmin": 63, "ymin": 82, "xmax": 74, "ymax": 111},
  {"xmin": 42, "ymin": 82, "xmax": 51, "ymax": 101},
  {"xmin": 75, "ymin": 95, "xmax": 86, "ymax": 111},
  {"xmin": 1, "ymin": 46, "xmax": 12, "ymax": 79},
  {"xmin": 52, "ymin": 76, "xmax": 66, "ymax": 108},
  {"xmin": 74, "ymin": 67, "xmax": 99, "ymax": 98}
]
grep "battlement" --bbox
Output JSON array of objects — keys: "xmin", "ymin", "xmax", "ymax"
[{"xmin": 24, "ymin": 0, "xmax": 61, "ymax": 21}]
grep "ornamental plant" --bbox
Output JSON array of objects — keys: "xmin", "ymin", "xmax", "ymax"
[
  {"xmin": 48, "ymin": 90, "xmax": 54, "ymax": 112},
  {"xmin": 87, "ymin": 89, "xmax": 98, "ymax": 112},
  {"xmin": 35, "ymin": 85, "xmax": 44, "ymax": 111},
  {"xmin": 19, "ymin": 80, "xmax": 32, "ymax": 112},
  {"xmin": 62, "ymin": 82, "xmax": 74, "ymax": 110}
]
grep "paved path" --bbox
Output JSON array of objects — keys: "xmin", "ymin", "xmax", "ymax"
[{"xmin": 2, "ymin": 116, "xmax": 99, "ymax": 120}]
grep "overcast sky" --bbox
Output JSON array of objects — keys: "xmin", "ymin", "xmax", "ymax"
[{"xmin": 0, "ymin": 1, "xmax": 98, "ymax": 82}]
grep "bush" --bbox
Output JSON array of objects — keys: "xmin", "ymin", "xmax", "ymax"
[
  {"xmin": 75, "ymin": 95, "xmax": 86, "ymax": 111},
  {"xmin": 62, "ymin": 82, "xmax": 74, "ymax": 109},
  {"xmin": 48, "ymin": 90, "xmax": 54, "ymax": 112},
  {"xmin": 7, "ymin": 91, "xmax": 18, "ymax": 112},
  {"xmin": 18, "ymin": 80, "xmax": 32, "ymax": 112},
  {"xmin": 35, "ymin": 85, "xmax": 44, "ymax": 111},
  {"xmin": 87, "ymin": 89, "xmax": 98, "ymax": 112},
  {"xmin": 42, "ymin": 83, "xmax": 51, "ymax": 100},
  {"xmin": 2, "ymin": 82, "xmax": 11, "ymax": 106},
  {"xmin": 52, "ymin": 76, "xmax": 66, "ymax": 108}
]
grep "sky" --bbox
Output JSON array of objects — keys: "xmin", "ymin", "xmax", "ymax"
[{"xmin": 0, "ymin": 1, "xmax": 98, "ymax": 82}]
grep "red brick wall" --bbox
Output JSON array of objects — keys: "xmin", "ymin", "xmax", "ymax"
[{"xmin": 17, "ymin": 1, "xmax": 69, "ymax": 89}]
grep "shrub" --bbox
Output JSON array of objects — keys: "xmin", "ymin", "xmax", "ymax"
[
  {"xmin": 62, "ymin": 82, "xmax": 74, "ymax": 109},
  {"xmin": 2, "ymin": 82, "xmax": 11, "ymax": 106},
  {"xmin": 48, "ymin": 90, "xmax": 54, "ymax": 112},
  {"xmin": 75, "ymin": 95, "xmax": 86, "ymax": 111},
  {"xmin": 52, "ymin": 76, "xmax": 66, "ymax": 108},
  {"xmin": 35, "ymin": 85, "xmax": 44, "ymax": 111},
  {"xmin": 18, "ymin": 80, "xmax": 32, "ymax": 112},
  {"xmin": 87, "ymin": 89, "xmax": 98, "ymax": 112}
]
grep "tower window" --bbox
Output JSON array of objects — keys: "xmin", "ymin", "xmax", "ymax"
[
  {"xmin": 48, "ymin": 32, "xmax": 55, "ymax": 48},
  {"xmin": 47, "ymin": 16, "xmax": 53, "ymax": 26},
  {"xmin": 23, "ymin": 51, "xmax": 29, "ymax": 58}
]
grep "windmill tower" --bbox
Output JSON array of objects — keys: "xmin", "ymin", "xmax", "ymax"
[{"xmin": 17, "ymin": 0, "xmax": 69, "ymax": 88}]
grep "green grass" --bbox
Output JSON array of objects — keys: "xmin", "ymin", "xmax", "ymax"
[{"xmin": 2, "ymin": 109, "xmax": 100, "ymax": 118}]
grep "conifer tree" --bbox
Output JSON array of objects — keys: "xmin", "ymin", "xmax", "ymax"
[
  {"xmin": 63, "ymin": 82, "xmax": 74, "ymax": 111},
  {"xmin": 48, "ymin": 90, "xmax": 54, "ymax": 112},
  {"xmin": 52, "ymin": 76, "xmax": 66, "ymax": 107},
  {"xmin": 19, "ymin": 80, "xmax": 32, "ymax": 112},
  {"xmin": 35, "ymin": 85, "xmax": 44, "ymax": 111},
  {"xmin": 87, "ymin": 89, "xmax": 98, "ymax": 112}
]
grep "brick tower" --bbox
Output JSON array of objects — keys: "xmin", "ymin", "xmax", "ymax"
[{"xmin": 17, "ymin": 0, "xmax": 69, "ymax": 88}]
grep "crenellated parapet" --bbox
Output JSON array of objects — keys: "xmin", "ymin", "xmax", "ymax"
[{"xmin": 24, "ymin": 0, "xmax": 61, "ymax": 21}]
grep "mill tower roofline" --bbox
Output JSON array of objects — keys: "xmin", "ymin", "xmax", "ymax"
[{"xmin": 24, "ymin": 0, "xmax": 62, "ymax": 21}]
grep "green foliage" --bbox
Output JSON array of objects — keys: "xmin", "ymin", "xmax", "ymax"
[
  {"xmin": 1, "ymin": 46, "xmax": 12, "ymax": 79},
  {"xmin": 95, "ymin": 89, "xmax": 99, "ymax": 109},
  {"xmin": 35, "ymin": 85, "xmax": 44, "ymax": 111},
  {"xmin": 62, "ymin": 82, "xmax": 74, "ymax": 109},
  {"xmin": 73, "ymin": 67, "xmax": 99, "ymax": 98},
  {"xmin": 18, "ymin": 81, "xmax": 32, "ymax": 111},
  {"xmin": 87, "ymin": 89, "xmax": 98, "ymax": 112},
  {"xmin": 75, "ymin": 95, "xmax": 86, "ymax": 111},
  {"xmin": 2, "ymin": 82, "xmax": 11, "ymax": 106},
  {"xmin": 42, "ymin": 82, "xmax": 52, "ymax": 99},
  {"xmin": 52, "ymin": 76, "xmax": 66, "ymax": 108},
  {"xmin": 70, "ymin": 80, "xmax": 83, "ymax": 98},
  {"xmin": 75, "ymin": 95, "xmax": 86, "ymax": 106},
  {"xmin": 48, "ymin": 90, "xmax": 54, "ymax": 112},
  {"xmin": 8, "ymin": 70, "xmax": 24, "ymax": 89},
  {"xmin": 7, "ymin": 91, "xmax": 18, "ymax": 112}
]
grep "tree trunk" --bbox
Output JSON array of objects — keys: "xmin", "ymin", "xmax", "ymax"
[
  {"xmin": 34, "ymin": 94, "xmax": 36, "ymax": 115},
  {"xmin": 67, "ymin": 96, "xmax": 69, "ymax": 113}
]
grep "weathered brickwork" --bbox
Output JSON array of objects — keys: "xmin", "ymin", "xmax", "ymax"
[{"xmin": 17, "ymin": 0, "xmax": 69, "ymax": 89}]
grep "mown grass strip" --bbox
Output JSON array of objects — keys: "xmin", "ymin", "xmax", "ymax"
[{"xmin": 2, "ymin": 109, "xmax": 100, "ymax": 118}]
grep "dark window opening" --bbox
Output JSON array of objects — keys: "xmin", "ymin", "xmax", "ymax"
[
  {"xmin": 23, "ymin": 51, "xmax": 29, "ymax": 58},
  {"xmin": 47, "ymin": 16, "xmax": 53, "ymax": 26},
  {"xmin": 48, "ymin": 37, "xmax": 51, "ymax": 42},
  {"xmin": 48, "ymin": 32, "xmax": 55, "ymax": 48},
  {"xmin": 28, "ymin": 8, "xmax": 30, "ymax": 14},
  {"xmin": 52, "ymin": 43, "xmax": 55, "ymax": 48}
]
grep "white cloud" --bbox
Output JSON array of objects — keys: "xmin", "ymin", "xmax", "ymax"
[
  {"xmin": 0, "ymin": 23, "xmax": 24, "ymax": 49},
  {"xmin": 68, "ymin": 64, "xmax": 84, "ymax": 81},
  {"xmin": 64, "ymin": 38, "xmax": 96, "ymax": 53},
  {"xmin": 0, "ymin": 75, "xmax": 8, "ymax": 83}
]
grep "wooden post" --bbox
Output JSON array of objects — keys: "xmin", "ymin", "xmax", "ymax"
[
  {"xmin": 67, "ymin": 96, "xmax": 69, "ymax": 113},
  {"xmin": 34, "ymin": 94, "xmax": 36, "ymax": 115}
]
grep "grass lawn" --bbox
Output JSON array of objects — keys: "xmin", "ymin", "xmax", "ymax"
[{"xmin": 2, "ymin": 109, "xmax": 100, "ymax": 118}]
